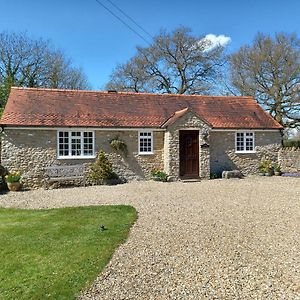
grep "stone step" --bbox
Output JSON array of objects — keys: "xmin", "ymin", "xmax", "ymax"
[{"xmin": 180, "ymin": 178, "xmax": 201, "ymax": 183}]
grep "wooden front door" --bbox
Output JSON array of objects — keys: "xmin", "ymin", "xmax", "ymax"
[{"xmin": 179, "ymin": 130, "xmax": 199, "ymax": 178}]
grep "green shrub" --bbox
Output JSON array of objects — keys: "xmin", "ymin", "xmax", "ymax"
[
  {"xmin": 210, "ymin": 172, "xmax": 221, "ymax": 179},
  {"xmin": 88, "ymin": 151, "xmax": 118, "ymax": 184},
  {"xmin": 151, "ymin": 169, "xmax": 168, "ymax": 182},
  {"xmin": 5, "ymin": 172, "xmax": 21, "ymax": 183},
  {"xmin": 0, "ymin": 165, "xmax": 8, "ymax": 177},
  {"xmin": 272, "ymin": 163, "xmax": 281, "ymax": 173},
  {"xmin": 109, "ymin": 137, "xmax": 127, "ymax": 154},
  {"xmin": 258, "ymin": 160, "xmax": 273, "ymax": 174},
  {"xmin": 283, "ymin": 139, "xmax": 300, "ymax": 148}
]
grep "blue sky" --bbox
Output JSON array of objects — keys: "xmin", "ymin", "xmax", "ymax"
[{"xmin": 1, "ymin": 0, "xmax": 300, "ymax": 89}]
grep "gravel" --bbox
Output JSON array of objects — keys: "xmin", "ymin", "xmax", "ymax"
[{"xmin": 1, "ymin": 177, "xmax": 300, "ymax": 299}]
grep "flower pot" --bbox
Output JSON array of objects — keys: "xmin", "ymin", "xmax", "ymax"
[{"xmin": 7, "ymin": 182, "xmax": 21, "ymax": 191}]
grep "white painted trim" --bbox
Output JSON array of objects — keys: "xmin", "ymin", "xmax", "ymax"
[
  {"xmin": 212, "ymin": 129, "xmax": 280, "ymax": 132},
  {"xmin": 178, "ymin": 128, "xmax": 200, "ymax": 131},
  {"xmin": 235, "ymin": 151, "xmax": 256, "ymax": 154},
  {"xmin": 57, "ymin": 156, "xmax": 96, "ymax": 160},
  {"xmin": 138, "ymin": 130, "xmax": 154, "ymax": 155},
  {"xmin": 57, "ymin": 130, "xmax": 96, "ymax": 159},
  {"xmin": 4, "ymin": 126, "xmax": 165, "ymax": 131},
  {"xmin": 235, "ymin": 131, "xmax": 255, "ymax": 153}
]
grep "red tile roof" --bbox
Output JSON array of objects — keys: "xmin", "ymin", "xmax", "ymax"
[{"xmin": 0, "ymin": 87, "xmax": 283, "ymax": 129}]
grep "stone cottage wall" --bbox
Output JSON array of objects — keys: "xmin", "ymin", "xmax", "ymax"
[
  {"xmin": 1, "ymin": 128, "xmax": 164, "ymax": 189},
  {"xmin": 164, "ymin": 112, "xmax": 211, "ymax": 179},
  {"xmin": 95, "ymin": 131, "xmax": 164, "ymax": 181},
  {"xmin": 278, "ymin": 148, "xmax": 300, "ymax": 172},
  {"xmin": 210, "ymin": 131, "xmax": 282, "ymax": 175}
]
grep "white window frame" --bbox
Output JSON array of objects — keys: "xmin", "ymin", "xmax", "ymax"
[
  {"xmin": 57, "ymin": 130, "xmax": 96, "ymax": 159},
  {"xmin": 235, "ymin": 131, "xmax": 255, "ymax": 153},
  {"xmin": 138, "ymin": 131, "xmax": 154, "ymax": 155}
]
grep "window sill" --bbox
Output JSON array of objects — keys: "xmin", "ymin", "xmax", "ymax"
[
  {"xmin": 235, "ymin": 151, "xmax": 256, "ymax": 154},
  {"xmin": 57, "ymin": 155, "xmax": 96, "ymax": 160},
  {"xmin": 138, "ymin": 152, "xmax": 154, "ymax": 155}
]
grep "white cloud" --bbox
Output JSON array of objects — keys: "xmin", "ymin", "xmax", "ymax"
[{"xmin": 203, "ymin": 34, "xmax": 231, "ymax": 51}]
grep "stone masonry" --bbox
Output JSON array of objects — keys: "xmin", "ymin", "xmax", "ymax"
[
  {"xmin": 163, "ymin": 111, "xmax": 211, "ymax": 179},
  {"xmin": 1, "ymin": 129, "xmax": 164, "ymax": 189},
  {"xmin": 279, "ymin": 148, "xmax": 300, "ymax": 172},
  {"xmin": 1, "ymin": 126, "xmax": 284, "ymax": 189},
  {"xmin": 210, "ymin": 131, "xmax": 282, "ymax": 175}
]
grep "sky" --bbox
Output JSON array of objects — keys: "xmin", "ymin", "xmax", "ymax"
[{"xmin": 1, "ymin": 0, "xmax": 300, "ymax": 90}]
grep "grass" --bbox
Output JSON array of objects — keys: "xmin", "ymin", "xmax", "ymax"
[{"xmin": 0, "ymin": 205, "xmax": 137, "ymax": 299}]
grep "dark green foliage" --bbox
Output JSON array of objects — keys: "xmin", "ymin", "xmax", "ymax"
[
  {"xmin": 88, "ymin": 150, "xmax": 118, "ymax": 184},
  {"xmin": 258, "ymin": 160, "xmax": 274, "ymax": 175},
  {"xmin": 151, "ymin": 169, "xmax": 169, "ymax": 182},
  {"xmin": 109, "ymin": 137, "xmax": 127, "ymax": 154},
  {"xmin": 0, "ymin": 165, "xmax": 8, "ymax": 177},
  {"xmin": 0, "ymin": 166, "xmax": 8, "ymax": 190},
  {"xmin": 210, "ymin": 172, "xmax": 222, "ymax": 179},
  {"xmin": 258, "ymin": 160, "xmax": 283, "ymax": 175},
  {"xmin": 272, "ymin": 163, "xmax": 281, "ymax": 172},
  {"xmin": 283, "ymin": 139, "xmax": 300, "ymax": 148}
]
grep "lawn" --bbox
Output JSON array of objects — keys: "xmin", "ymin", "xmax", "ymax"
[{"xmin": 0, "ymin": 205, "xmax": 137, "ymax": 299}]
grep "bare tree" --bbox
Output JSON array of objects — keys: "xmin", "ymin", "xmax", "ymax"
[
  {"xmin": 230, "ymin": 33, "xmax": 300, "ymax": 129},
  {"xmin": 0, "ymin": 31, "xmax": 89, "ymax": 109},
  {"xmin": 106, "ymin": 27, "xmax": 226, "ymax": 94}
]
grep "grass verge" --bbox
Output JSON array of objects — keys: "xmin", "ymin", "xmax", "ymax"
[{"xmin": 0, "ymin": 205, "xmax": 137, "ymax": 299}]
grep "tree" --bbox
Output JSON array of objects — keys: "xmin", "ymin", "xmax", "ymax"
[
  {"xmin": 230, "ymin": 33, "xmax": 300, "ymax": 129},
  {"xmin": 0, "ymin": 31, "xmax": 89, "ymax": 109},
  {"xmin": 106, "ymin": 27, "xmax": 226, "ymax": 94}
]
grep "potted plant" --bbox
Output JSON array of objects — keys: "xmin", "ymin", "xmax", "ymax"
[
  {"xmin": 273, "ymin": 163, "xmax": 281, "ymax": 176},
  {"xmin": 5, "ymin": 172, "xmax": 21, "ymax": 191},
  {"xmin": 151, "ymin": 169, "xmax": 168, "ymax": 182},
  {"xmin": 258, "ymin": 160, "xmax": 274, "ymax": 176},
  {"xmin": 258, "ymin": 163, "xmax": 266, "ymax": 176}
]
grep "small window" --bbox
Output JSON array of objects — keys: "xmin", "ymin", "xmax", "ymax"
[
  {"xmin": 236, "ymin": 132, "xmax": 255, "ymax": 153},
  {"xmin": 139, "ymin": 131, "xmax": 153, "ymax": 154},
  {"xmin": 58, "ymin": 131, "xmax": 95, "ymax": 158}
]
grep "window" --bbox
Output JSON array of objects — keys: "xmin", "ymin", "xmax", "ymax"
[
  {"xmin": 236, "ymin": 132, "xmax": 255, "ymax": 153},
  {"xmin": 139, "ymin": 131, "xmax": 153, "ymax": 154},
  {"xmin": 58, "ymin": 131, "xmax": 95, "ymax": 158}
]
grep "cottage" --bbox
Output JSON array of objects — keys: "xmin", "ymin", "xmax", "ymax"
[{"xmin": 0, "ymin": 87, "xmax": 283, "ymax": 188}]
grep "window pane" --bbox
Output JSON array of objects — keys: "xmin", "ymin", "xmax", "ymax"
[
  {"xmin": 58, "ymin": 131, "xmax": 70, "ymax": 156},
  {"xmin": 236, "ymin": 132, "xmax": 254, "ymax": 152},
  {"xmin": 82, "ymin": 131, "xmax": 94, "ymax": 156},
  {"xmin": 69, "ymin": 132, "xmax": 81, "ymax": 156},
  {"xmin": 58, "ymin": 131, "xmax": 94, "ymax": 157},
  {"xmin": 139, "ymin": 131, "xmax": 152, "ymax": 153}
]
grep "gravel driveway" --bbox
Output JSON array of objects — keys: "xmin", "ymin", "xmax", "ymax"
[{"xmin": 1, "ymin": 177, "xmax": 300, "ymax": 299}]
